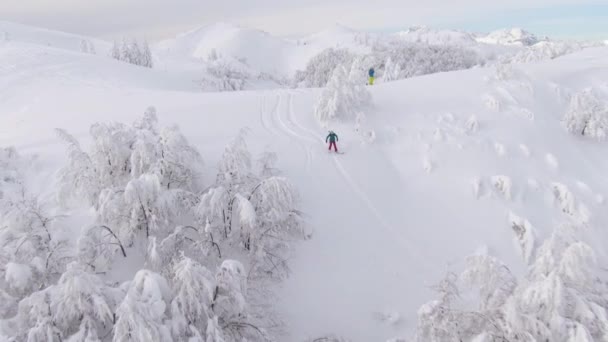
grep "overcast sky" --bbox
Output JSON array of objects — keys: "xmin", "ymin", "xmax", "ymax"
[{"xmin": 1, "ymin": 0, "xmax": 607, "ymax": 40}]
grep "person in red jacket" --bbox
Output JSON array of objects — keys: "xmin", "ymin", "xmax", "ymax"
[{"xmin": 326, "ymin": 131, "xmax": 339, "ymax": 152}]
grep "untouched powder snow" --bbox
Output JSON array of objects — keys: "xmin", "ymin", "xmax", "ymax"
[
  {"xmin": 154, "ymin": 22, "xmax": 373, "ymax": 78},
  {"xmin": 0, "ymin": 20, "xmax": 111, "ymax": 54},
  {"xmin": 2, "ymin": 22, "xmax": 608, "ymax": 341},
  {"xmin": 155, "ymin": 22, "xmax": 299, "ymax": 76}
]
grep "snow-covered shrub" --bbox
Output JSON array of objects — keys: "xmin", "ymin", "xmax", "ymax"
[
  {"xmin": 562, "ymin": 89, "xmax": 608, "ymax": 140},
  {"xmin": 415, "ymin": 226, "xmax": 608, "ymax": 341},
  {"xmin": 111, "ymin": 39, "xmax": 153, "ymax": 68},
  {"xmin": 204, "ymin": 57, "xmax": 249, "ymax": 92},
  {"xmin": 294, "ymin": 48, "xmax": 355, "ymax": 87},
  {"xmin": 314, "ymin": 65, "xmax": 372, "ymax": 126},
  {"xmin": 508, "ymin": 212, "xmax": 537, "ymax": 264}
]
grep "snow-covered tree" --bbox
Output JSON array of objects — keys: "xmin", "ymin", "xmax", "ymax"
[
  {"xmin": 314, "ymin": 65, "xmax": 372, "ymax": 126},
  {"xmin": 111, "ymin": 41, "xmax": 121, "ymax": 60},
  {"xmin": 294, "ymin": 48, "xmax": 355, "ymax": 87},
  {"xmin": 373, "ymin": 42, "xmax": 479, "ymax": 81},
  {"xmin": 213, "ymin": 260, "xmax": 259, "ymax": 339},
  {"xmin": 141, "ymin": 41, "xmax": 153, "ymax": 68},
  {"xmin": 110, "ymin": 38, "xmax": 153, "ymax": 68},
  {"xmin": 170, "ymin": 256, "xmax": 216, "ymax": 340},
  {"xmin": 562, "ymin": 89, "xmax": 608, "ymax": 140},
  {"xmin": 257, "ymin": 151, "xmax": 278, "ymax": 178},
  {"xmin": 18, "ymin": 291, "xmax": 62, "ymax": 342},
  {"xmin": 113, "ymin": 270, "xmax": 172, "ymax": 342},
  {"xmin": 246, "ymin": 177, "xmax": 302, "ymax": 279},
  {"xmin": 77, "ymin": 225, "xmax": 127, "ymax": 273},
  {"xmin": 57, "ymin": 108, "xmax": 204, "ymax": 207},
  {"xmin": 157, "ymin": 125, "xmax": 204, "ymax": 191},
  {"xmin": 80, "ymin": 39, "xmax": 96, "ymax": 55},
  {"xmin": 216, "ymin": 129, "xmax": 253, "ymax": 188},
  {"xmin": 197, "ymin": 132, "xmax": 303, "ymax": 280},
  {"xmin": 36, "ymin": 111, "xmax": 305, "ymax": 341},
  {"xmin": 415, "ymin": 226, "xmax": 608, "ymax": 341},
  {"xmin": 50, "ymin": 262, "xmax": 114, "ymax": 340},
  {"xmin": 55, "ymin": 128, "xmax": 96, "ymax": 205},
  {"xmin": 383, "ymin": 56, "xmax": 401, "ymax": 82},
  {"xmin": 0, "ymin": 195, "xmax": 69, "ymax": 299},
  {"xmin": 204, "ymin": 58, "xmax": 249, "ymax": 92}
]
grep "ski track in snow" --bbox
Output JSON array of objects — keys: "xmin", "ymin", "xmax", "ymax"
[
  {"xmin": 273, "ymin": 91, "xmax": 312, "ymax": 171},
  {"xmin": 274, "ymin": 90, "xmax": 431, "ymax": 271}
]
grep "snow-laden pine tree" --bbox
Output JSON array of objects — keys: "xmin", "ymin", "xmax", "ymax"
[
  {"xmin": 314, "ymin": 65, "xmax": 372, "ymax": 126},
  {"xmin": 563, "ymin": 88, "xmax": 608, "ymax": 140}
]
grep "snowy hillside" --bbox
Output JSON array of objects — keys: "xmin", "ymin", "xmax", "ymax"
[
  {"xmin": 1, "ymin": 20, "xmax": 608, "ymax": 342},
  {"xmin": 394, "ymin": 26, "xmax": 477, "ymax": 45},
  {"xmin": 476, "ymin": 27, "xmax": 541, "ymax": 46},
  {"xmin": 154, "ymin": 23, "xmax": 374, "ymax": 80},
  {"xmin": 0, "ymin": 20, "xmax": 111, "ymax": 55}
]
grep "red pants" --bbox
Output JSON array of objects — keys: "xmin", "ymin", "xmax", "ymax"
[{"xmin": 328, "ymin": 141, "xmax": 338, "ymax": 152}]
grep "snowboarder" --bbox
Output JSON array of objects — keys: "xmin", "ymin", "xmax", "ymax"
[
  {"xmin": 326, "ymin": 131, "xmax": 339, "ymax": 152},
  {"xmin": 368, "ymin": 67, "xmax": 375, "ymax": 85}
]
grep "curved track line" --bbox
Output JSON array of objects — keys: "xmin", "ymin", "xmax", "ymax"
[
  {"xmin": 280, "ymin": 90, "xmax": 433, "ymax": 266},
  {"xmin": 259, "ymin": 92, "xmax": 281, "ymax": 138}
]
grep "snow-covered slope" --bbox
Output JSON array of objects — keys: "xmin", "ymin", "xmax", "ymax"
[
  {"xmin": 2, "ymin": 21, "xmax": 608, "ymax": 341},
  {"xmin": 395, "ymin": 26, "xmax": 477, "ymax": 45},
  {"xmin": 155, "ymin": 23, "xmax": 374, "ymax": 78},
  {"xmin": 476, "ymin": 27, "xmax": 541, "ymax": 46},
  {"xmin": 0, "ymin": 20, "xmax": 111, "ymax": 54},
  {"xmin": 156, "ymin": 22, "xmax": 300, "ymax": 76}
]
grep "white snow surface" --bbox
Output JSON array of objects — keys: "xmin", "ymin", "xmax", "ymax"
[
  {"xmin": 155, "ymin": 22, "xmax": 373, "ymax": 79},
  {"xmin": 476, "ymin": 27, "xmax": 541, "ymax": 46},
  {"xmin": 2, "ymin": 22, "xmax": 608, "ymax": 341}
]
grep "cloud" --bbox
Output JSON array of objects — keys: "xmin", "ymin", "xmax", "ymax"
[{"xmin": 0, "ymin": 0, "xmax": 605, "ymax": 39}]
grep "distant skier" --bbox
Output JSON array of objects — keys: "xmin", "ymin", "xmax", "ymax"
[
  {"xmin": 326, "ymin": 131, "xmax": 339, "ymax": 152},
  {"xmin": 368, "ymin": 67, "xmax": 375, "ymax": 85}
]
